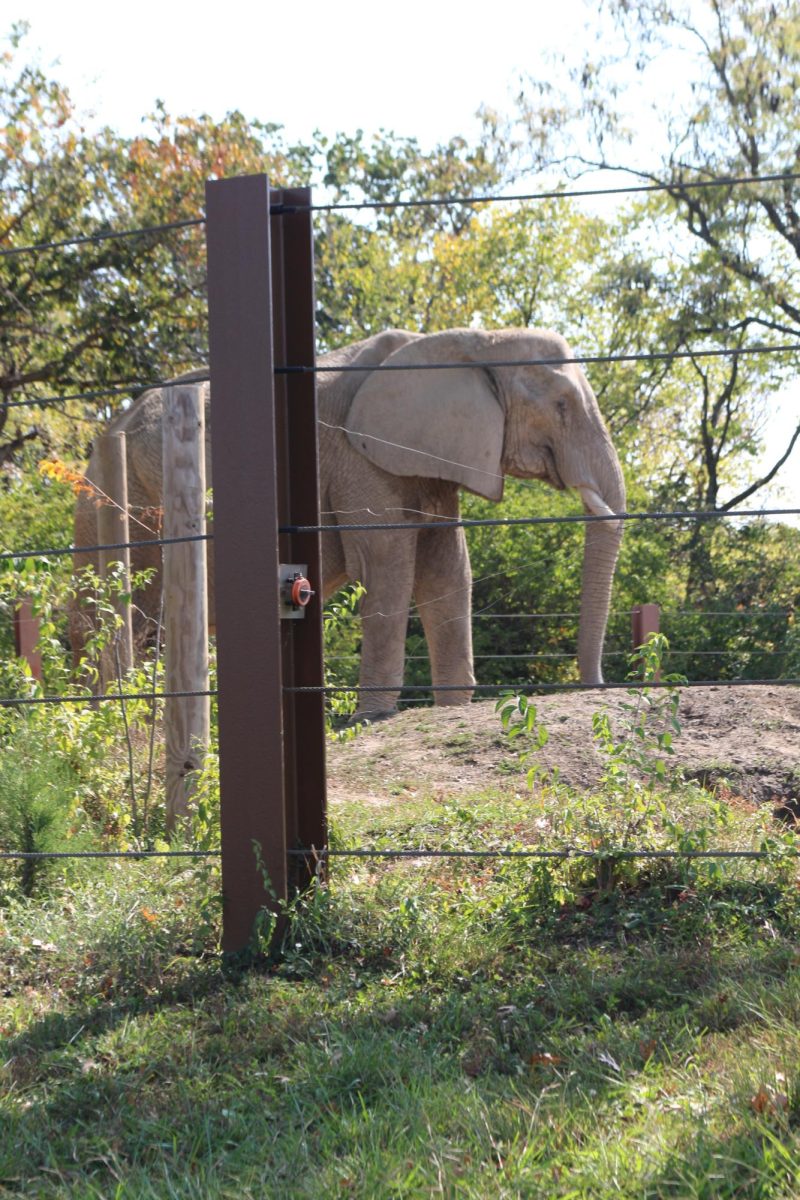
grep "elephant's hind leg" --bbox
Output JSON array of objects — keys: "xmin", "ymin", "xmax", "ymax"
[
  {"xmin": 414, "ymin": 524, "xmax": 476, "ymax": 707},
  {"xmin": 344, "ymin": 527, "xmax": 418, "ymax": 719}
]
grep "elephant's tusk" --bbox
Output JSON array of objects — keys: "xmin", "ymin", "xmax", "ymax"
[{"xmin": 578, "ymin": 486, "xmax": 622, "ymax": 532}]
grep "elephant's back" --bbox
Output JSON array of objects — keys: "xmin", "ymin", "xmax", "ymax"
[
  {"xmin": 318, "ymin": 330, "xmax": 421, "ymax": 422},
  {"xmin": 85, "ymin": 372, "xmax": 211, "ymax": 496}
]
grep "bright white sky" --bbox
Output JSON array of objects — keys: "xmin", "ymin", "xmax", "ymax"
[
  {"xmin": 13, "ymin": 0, "xmax": 589, "ymax": 148},
  {"xmin": 9, "ymin": 0, "xmax": 799, "ymax": 513}
]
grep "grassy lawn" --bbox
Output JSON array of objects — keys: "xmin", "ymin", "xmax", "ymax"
[{"xmin": 2, "ymin": 781, "xmax": 800, "ymax": 1198}]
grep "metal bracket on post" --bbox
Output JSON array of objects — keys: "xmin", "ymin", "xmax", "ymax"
[{"xmin": 279, "ymin": 564, "xmax": 314, "ymax": 619}]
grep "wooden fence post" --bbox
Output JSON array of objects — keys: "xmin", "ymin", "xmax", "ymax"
[
  {"xmin": 206, "ymin": 173, "xmax": 325, "ymax": 955},
  {"xmin": 163, "ymin": 384, "xmax": 209, "ymax": 832},
  {"xmin": 94, "ymin": 432, "xmax": 134, "ymax": 687}
]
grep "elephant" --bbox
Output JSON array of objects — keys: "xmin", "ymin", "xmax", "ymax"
[
  {"xmin": 69, "ymin": 368, "xmax": 215, "ymax": 664},
  {"xmin": 318, "ymin": 328, "xmax": 625, "ymax": 715},
  {"xmin": 71, "ymin": 328, "xmax": 625, "ymax": 716}
]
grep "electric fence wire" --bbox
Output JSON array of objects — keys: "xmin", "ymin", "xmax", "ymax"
[
  {"xmin": 281, "ymin": 505, "xmax": 800, "ymax": 536},
  {"xmin": 293, "ymin": 678, "xmax": 800, "ymax": 695},
  {"xmin": 0, "ymin": 688, "xmax": 217, "ymax": 709},
  {"xmin": 327, "ymin": 648, "xmax": 789, "ymax": 661},
  {"xmin": 2, "ymin": 666, "xmax": 793, "ymax": 713},
  {"xmin": 4, "ymin": 169, "xmax": 797, "ymax": 261},
  {"xmin": 288, "ymin": 169, "xmax": 800, "ymax": 214},
  {"xmin": 2, "ymin": 168, "xmax": 799, "ymax": 258},
  {"xmin": 2, "ymin": 505, "xmax": 797, "ymax": 567},
  {"xmin": 4, "ymin": 342, "xmax": 797, "ymax": 416},
  {"xmin": 2, "ymin": 375, "xmax": 210, "ymax": 412},
  {"xmin": 0, "ymin": 845, "xmax": 789, "ymax": 864},
  {"xmin": 0, "ymin": 216, "xmax": 205, "ymax": 259},
  {"xmin": 0, "ymin": 849, "xmax": 219, "ymax": 860},
  {"xmin": 287, "ymin": 847, "xmax": 799, "ymax": 862},
  {"xmin": 464, "ymin": 609, "xmax": 793, "ymax": 621},
  {"xmin": 280, "ymin": 343, "xmax": 800, "ymax": 375},
  {"xmin": 0, "ymin": 533, "xmax": 211, "ymax": 564}
]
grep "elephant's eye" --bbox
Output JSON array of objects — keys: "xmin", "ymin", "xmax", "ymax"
[{"xmin": 556, "ymin": 396, "xmax": 568, "ymax": 422}]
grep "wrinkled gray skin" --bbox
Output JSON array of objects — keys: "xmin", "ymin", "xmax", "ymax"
[
  {"xmin": 70, "ymin": 368, "xmax": 213, "ymax": 662},
  {"xmin": 72, "ymin": 329, "xmax": 625, "ymax": 717}
]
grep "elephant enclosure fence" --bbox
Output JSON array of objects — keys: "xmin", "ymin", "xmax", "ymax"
[{"xmin": 1, "ymin": 171, "xmax": 799, "ymax": 952}]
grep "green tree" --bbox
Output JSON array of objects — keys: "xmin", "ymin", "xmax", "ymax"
[
  {"xmin": 555, "ymin": 0, "xmax": 800, "ymax": 507},
  {"xmin": 0, "ymin": 25, "xmax": 309, "ymax": 466},
  {"xmin": 313, "ymin": 126, "xmax": 510, "ymax": 346}
]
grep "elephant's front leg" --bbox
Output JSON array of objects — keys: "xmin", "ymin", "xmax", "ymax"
[
  {"xmin": 414, "ymin": 524, "xmax": 476, "ymax": 706},
  {"xmin": 347, "ymin": 528, "xmax": 418, "ymax": 719}
]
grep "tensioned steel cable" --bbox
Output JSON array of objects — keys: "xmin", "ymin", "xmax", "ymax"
[
  {"xmin": 1, "ymin": 507, "xmax": 793, "ymax": 565},
  {"xmin": 466, "ymin": 609, "xmax": 791, "ymax": 620},
  {"xmin": 3, "ymin": 375, "xmax": 210, "ymax": 411},
  {"xmin": 3, "ymin": 675, "xmax": 790, "ymax": 711},
  {"xmin": 3, "ymin": 341, "xmax": 795, "ymax": 415},
  {"xmin": 276, "ymin": 170, "xmax": 800, "ymax": 214},
  {"xmin": 0, "ymin": 533, "xmax": 211, "ymax": 563},
  {"xmin": 0, "ymin": 845, "xmax": 782, "ymax": 862},
  {"xmin": 292, "ymin": 678, "xmax": 800, "ymax": 695},
  {"xmin": 329, "ymin": 648, "xmax": 787, "ymax": 660},
  {"xmin": 0, "ymin": 848, "xmax": 219, "ymax": 860},
  {"xmin": 287, "ymin": 847, "xmax": 796, "ymax": 862},
  {"xmin": 282, "ymin": 342, "xmax": 799, "ymax": 374},
  {"xmin": 283, "ymin": 506, "xmax": 800, "ymax": 535},
  {"xmin": 1, "ymin": 508, "xmax": 794, "ymax": 564},
  {"xmin": 0, "ymin": 688, "xmax": 216, "ymax": 709},
  {"xmin": 2, "ymin": 170, "xmax": 798, "ymax": 260},
  {"xmin": 0, "ymin": 216, "xmax": 204, "ymax": 259}
]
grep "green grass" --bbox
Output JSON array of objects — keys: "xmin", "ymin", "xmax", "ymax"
[{"xmin": 3, "ymin": 787, "xmax": 800, "ymax": 1198}]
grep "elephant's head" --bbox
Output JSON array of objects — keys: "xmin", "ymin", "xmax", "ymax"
[{"xmin": 344, "ymin": 328, "xmax": 626, "ymax": 684}]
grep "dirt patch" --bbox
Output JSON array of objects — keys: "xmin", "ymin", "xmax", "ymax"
[{"xmin": 327, "ymin": 686, "xmax": 800, "ymax": 808}]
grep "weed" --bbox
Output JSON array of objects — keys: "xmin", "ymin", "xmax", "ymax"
[
  {"xmin": 0, "ymin": 749, "xmax": 79, "ymax": 898},
  {"xmin": 323, "ymin": 582, "xmax": 368, "ymax": 740},
  {"xmin": 496, "ymin": 635, "xmax": 754, "ymax": 897}
]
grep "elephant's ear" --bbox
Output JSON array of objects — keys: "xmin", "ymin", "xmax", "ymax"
[{"xmin": 344, "ymin": 332, "xmax": 505, "ymax": 501}]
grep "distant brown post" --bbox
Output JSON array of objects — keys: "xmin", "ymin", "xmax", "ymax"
[
  {"xmin": 162, "ymin": 383, "xmax": 210, "ymax": 831},
  {"xmin": 632, "ymin": 604, "xmax": 660, "ymax": 649},
  {"xmin": 95, "ymin": 431, "xmax": 134, "ymax": 686},
  {"xmin": 13, "ymin": 598, "xmax": 42, "ymax": 682},
  {"xmin": 632, "ymin": 604, "xmax": 661, "ymax": 678},
  {"xmin": 205, "ymin": 174, "xmax": 325, "ymax": 955}
]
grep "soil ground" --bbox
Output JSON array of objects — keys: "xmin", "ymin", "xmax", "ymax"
[{"xmin": 327, "ymin": 685, "xmax": 800, "ymax": 810}]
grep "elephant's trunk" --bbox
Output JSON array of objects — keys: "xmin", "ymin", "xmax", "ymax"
[{"xmin": 576, "ymin": 459, "xmax": 626, "ymax": 686}]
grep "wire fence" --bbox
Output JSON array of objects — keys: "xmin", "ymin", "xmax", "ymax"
[
  {"xmin": 287, "ymin": 847, "xmax": 798, "ymax": 862},
  {"xmin": 4, "ymin": 168, "xmax": 798, "ymax": 260},
  {"xmin": 2, "ymin": 167, "xmax": 800, "ymax": 874},
  {"xmin": 4, "ymin": 346, "xmax": 796, "ymax": 416}
]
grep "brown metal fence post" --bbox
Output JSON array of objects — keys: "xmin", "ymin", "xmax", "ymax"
[
  {"xmin": 270, "ymin": 186, "xmax": 327, "ymax": 890},
  {"xmin": 13, "ymin": 598, "xmax": 42, "ymax": 682},
  {"xmin": 632, "ymin": 603, "xmax": 661, "ymax": 678},
  {"xmin": 205, "ymin": 174, "xmax": 324, "ymax": 955},
  {"xmin": 631, "ymin": 604, "xmax": 661, "ymax": 649}
]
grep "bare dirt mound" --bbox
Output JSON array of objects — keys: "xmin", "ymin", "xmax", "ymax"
[{"xmin": 327, "ymin": 686, "xmax": 800, "ymax": 808}]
